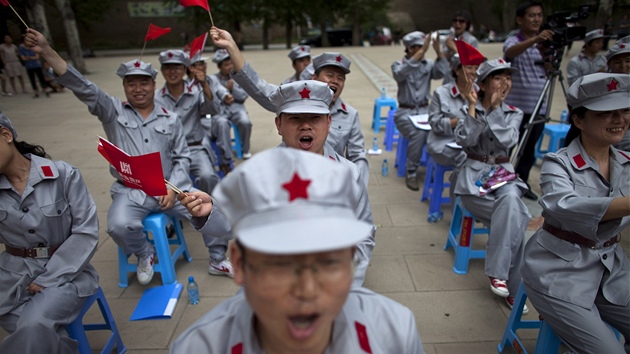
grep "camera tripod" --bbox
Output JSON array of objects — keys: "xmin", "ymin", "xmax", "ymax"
[{"xmin": 510, "ymin": 50, "xmax": 571, "ymax": 169}]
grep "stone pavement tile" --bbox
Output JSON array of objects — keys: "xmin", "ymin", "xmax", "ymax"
[
  {"xmin": 373, "ymin": 226, "xmax": 450, "ymax": 256},
  {"xmin": 406, "ymin": 254, "xmax": 488, "ymax": 292},
  {"xmin": 386, "ymin": 202, "xmax": 435, "ymax": 226},
  {"xmin": 434, "ymin": 340, "xmax": 538, "ymax": 354},
  {"xmin": 362, "ymin": 255, "xmax": 415, "ymax": 293},
  {"xmin": 371, "ymin": 203, "xmax": 393, "ymax": 227},
  {"xmin": 171, "ymin": 296, "xmax": 231, "ymax": 340},
  {"xmin": 387, "ymin": 291, "xmax": 508, "ymax": 344}
]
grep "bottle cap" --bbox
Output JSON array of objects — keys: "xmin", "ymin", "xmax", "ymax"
[{"xmin": 188, "ymin": 276, "xmax": 194, "ymax": 282}]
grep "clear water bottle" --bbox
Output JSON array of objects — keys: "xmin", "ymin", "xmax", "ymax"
[
  {"xmin": 187, "ymin": 276, "xmax": 199, "ymax": 305},
  {"xmin": 381, "ymin": 159, "xmax": 388, "ymax": 177},
  {"xmin": 372, "ymin": 137, "xmax": 378, "ymax": 151},
  {"xmin": 381, "ymin": 87, "xmax": 386, "ymax": 98},
  {"xmin": 560, "ymin": 109, "xmax": 568, "ymax": 124}
]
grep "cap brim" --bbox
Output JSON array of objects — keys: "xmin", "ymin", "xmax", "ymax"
[
  {"xmin": 320, "ymin": 63, "xmax": 351, "ymax": 74},
  {"xmin": 160, "ymin": 59, "xmax": 187, "ymax": 65},
  {"xmin": 478, "ymin": 66, "xmax": 518, "ymax": 82},
  {"xmin": 277, "ymin": 101, "xmax": 331, "ymax": 115},
  {"xmin": 123, "ymin": 69, "xmax": 154, "ymax": 77},
  {"xmin": 293, "ymin": 53, "xmax": 311, "ymax": 60},
  {"xmin": 581, "ymin": 91, "xmax": 630, "ymax": 111}
]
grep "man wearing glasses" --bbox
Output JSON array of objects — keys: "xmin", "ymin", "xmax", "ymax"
[{"xmin": 171, "ymin": 147, "xmax": 424, "ymax": 353}]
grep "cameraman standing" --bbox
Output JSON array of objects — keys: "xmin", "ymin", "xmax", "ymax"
[{"xmin": 503, "ymin": 1, "xmax": 554, "ymax": 201}]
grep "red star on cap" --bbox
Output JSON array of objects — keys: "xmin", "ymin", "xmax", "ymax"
[
  {"xmin": 299, "ymin": 87, "xmax": 311, "ymax": 99},
  {"xmin": 167, "ymin": 52, "xmax": 173, "ymax": 58},
  {"xmin": 300, "ymin": 46, "xmax": 305, "ymax": 51},
  {"xmin": 620, "ymin": 44, "xmax": 626, "ymax": 49},
  {"xmin": 282, "ymin": 172, "xmax": 311, "ymax": 202},
  {"xmin": 608, "ymin": 78, "xmax": 619, "ymax": 91},
  {"xmin": 335, "ymin": 55, "xmax": 342, "ymax": 62},
  {"xmin": 498, "ymin": 58, "xmax": 505, "ymax": 64},
  {"xmin": 134, "ymin": 61, "xmax": 141, "ymax": 68}
]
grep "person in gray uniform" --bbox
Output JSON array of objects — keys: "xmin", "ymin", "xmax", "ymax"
[
  {"xmin": 522, "ymin": 73, "xmax": 630, "ymax": 354},
  {"xmin": 188, "ymin": 53, "xmax": 235, "ymax": 175},
  {"xmin": 281, "ymin": 44, "xmax": 311, "ymax": 84},
  {"xmin": 427, "ymin": 54, "xmax": 477, "ymax": 207},
  {"xmin": 392, "ymin": 30, "xmax": 449, "ymax": 191},
  {"xmin": 178, "ymin": 80, "xmax": 376, "ymax": 287},
  {"xmin": 171, "ymin": 147, "xmax": 425, "ymax": 354},
  {"xmin": 0, "ymin": 113, "xmax": 99, "ymax": 354},
  {"xmin": 442, "ymin": 10, "xmax": 479, "ymax": 85},
  {"xmin": 606, "ymin": 36, "xmax": 630, "ymax": 151},
  {"xmin": 212, "ymin": 49, "xmax": 253, "ymax": 160},
  {"xmin": 23, "ymin": 28, "xmax": 233, "ymax": 284},
  {"xmin": 566, "ymin": 29, "xmax": 608, "ymax": 85},
  {"xmin": 455, "ymin": 58, "xmax": 531, "ymax": 312}
]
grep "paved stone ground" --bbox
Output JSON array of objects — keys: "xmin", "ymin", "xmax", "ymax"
[{"xmin": 1, "ymin": 42, "xmax": 626, "ymax": 353}]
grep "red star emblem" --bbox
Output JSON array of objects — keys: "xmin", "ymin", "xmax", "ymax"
[
  {"xmin": 299, "ymin": 87, "xmax": 311, "ymax": 99},
  {"xmin": 336, "ymin": 55, "xmax": 342, "ymax": 62},
  {"xmin": 607, "ymin": 78, "xmax": 619, "ymax": 91},
  {"xmin": 620, "ymin": 44, "xmax": 626, "ymax": 49},
  {"xmin": 167, "ymin": 52, "xmax": 173, "ymax": 58},
  {"xmin": 134, "ymin": 61, "xmax": 141, "ymax": 68},
  {"xmin": 301, "ymin": 46, "xmax": 305, "ymax": 51},
  {"xmin": 498, "ymin": 58, "xmax": 505, "ymax": 64},
  {"xmin": 187, "ymin": 86, "xmax": 192, "ymax": 92},
  {"xmin": 282, "ymin": 172, "xmax": 311, "ymax": 202}
]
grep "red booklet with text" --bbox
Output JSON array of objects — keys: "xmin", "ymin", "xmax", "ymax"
[{"xmin": 97, "ymin": 136, "xmax": 167, "ymax": 196}]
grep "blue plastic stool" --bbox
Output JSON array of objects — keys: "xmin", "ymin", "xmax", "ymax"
[
  {"xmin": 66, "ymin": 287, "xmax": 126, "ymax": 354},
  {"xmin": 231, "ymin": 123, "xmax": 243, "ymax": 159},
  {"xmin": 421, "ymin": 156, "xmax": 453, "ymax": 223},
  {"xmin": 210, "ymin": 141, "xmax": 235, "ymax": 178},
  {"xmin": 117, "ymin": 213, "xmax": 192, "ymax": 287},
  {"xmin": 395, "ymin": 140, "xmax": 428, "ymax": 177},
  {"xmin": 444, "ymin": 197, "xmax": 488, "ymax": 274},
  {"xmin": 384, "ymin": 109, "xmax": 400, "ymax": 151},
  {"xmin": 534, "ymin": 124, "xmax": 570, "ymax": 163},
  {"xmin": 498, "ymin": 282, "xmax": 541, "ymax": 354},
  {"xmin": 372, "ymin": 93, "xmax": 397, "ymax": 133}
]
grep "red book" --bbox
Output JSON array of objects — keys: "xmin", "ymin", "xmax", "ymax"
[
  {"xmin": 179, "ymin": 0, "xmax": 209, "ymax": 12},
  {"xmin": 97, "ymin": 137, "xmax": 167, "ymax": 196}
]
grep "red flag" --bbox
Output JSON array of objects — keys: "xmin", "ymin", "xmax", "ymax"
[
  {"xmin": 97, "ymin": 137, "xmax": 167, "ymax": 196},
  {"xmin": 189, "ymin": 32, "xmax": 208, "ymax": 60},
  {"xmin": 145, "ymin": 24, "xmax": 171, "ymax": 42},
  {"xmin": 455, "ymin": 40, "xmax": 486, "ymax": 66},
  {"xmin": 179, "ymin": 0, "xmax": 209, "ymax": 12},
  {"xmin": 0, "ymin": 0, "xmax": 10, "ymax": 6}
]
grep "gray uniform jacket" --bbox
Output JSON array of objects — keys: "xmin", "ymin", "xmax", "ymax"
[
  {"xmin": 0, "ymin": 156, "xmax": 99, "ymax": 316},
  {"xmin": 170, "ymin": 287, "xmax": 424, "ymax": 353},
  {"xmin": 522, "ymin": 139, "xmax": 630, "ymax": 309},
  {"xmin": 392, "ymin": 56, "xmax": 449, "ymax": 109},
  {"xmin": 154, "ymin": 80, "xmax": 219, "ymax": 145},
  {"xmin": 566, "ymin": 53, "xmax": 607, "ymax": 86},
  {"xmin": 56, "ymin": 66, "xmax": 193, "ymax": 204},
  {"xmin": 233, "ymin": 63, "xmax": 369, "ymax": 184},
  {"xmin": 280, "ymin": 73, "xmax": 299, "ymax": 85},
  {"xmin": 214, "ymin": 73, "xmax": 249, "ymax": 116},
  {"xmin": 427, "ymin": 83, "xmax": 468, "ymax": 166},
  {"xmin": 454, "ymin": 102, "xmax": 527, "ymax": 196},
  {"xmin": 193, "ymin": 143, "xmax": 375, "ymax": 287}
]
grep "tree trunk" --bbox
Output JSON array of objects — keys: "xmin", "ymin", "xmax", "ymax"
[
  {"xmin": 352, "ymin": 8, "xmax": 361, "ymax": 46},
  {"xmin": 25, "ymin": 0, "xmax": 53, "ymax": 46},
  {"xmin": 285, "ymin": 15, "xmax": 292, "ymax": 49},
  {"xmin": 595, "ymin": 0, "xmax": 613, "ymax": 28},
  {"xmin": 501, "ymin": 0, "xmax": 514, "ymax": 33},
  {"xmin": 319, "ymin": 22, "xmax": 329, "ymax": 47},
  {"xmin": 262, "ymin": 18, "xmax": 269, "ymax": 50},
  {"xmin": 53, "ymin": 0, "xmax": 86, "ymax": 74}
]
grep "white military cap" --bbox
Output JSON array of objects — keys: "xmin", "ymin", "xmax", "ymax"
[
  {"xmin": 115, "ymin": 59, "xmax": 158, "ymax": 79},
  {"xmin": 212, "ymin": 148, "xmax": 372, "ymax": 255},
  {"xmin": 605, "ymin": 36, "xmax": 630, "ymax": 62},
  {"xmin": 269, "ymin": 80, "xmax": 333, "ymax": 116},
  {"xmin": 402, "ymin": 31, "xmax": 426, "ymax": 48},
  {"xmin": 584, "ymin": 29, "xmax": 605, "ymax": 44},
  {"xmin": 450, "ymin": 54, "xmax": 461, "ymax": 70},
  {"xmin": 288, "ymin": 45, "xmax": 311, "ymax": 61},
  {"xmin": 159, "ymin": 50, "xmax": 189, "ymax": 66},
  {"xmin": 567, "ymin": 73, "xmax": 630, "ymax": 111},
  {"xmin": 189, "ymin": 53, "xmax": 209, "ymax": 65},
  {"xmin": 0, "ymin": 112, "xmax": 17, "ymax": 140},
  {"xmin": 476, "ymin": 58, "xmax": 518, "ymax": 82},
  {"xmin": 312, "ymin": 52, "xmax": 351, "ymax": 74},
  {"xmin": 212, "ymin": 49, "xmax": 230, "ymax": 64}
]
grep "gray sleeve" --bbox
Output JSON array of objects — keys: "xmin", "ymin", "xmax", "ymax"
[
  {"xmin": 345, "ymin": 110, "xmax": 369, "ymax": 186},
  {"xmin": 428, "ymin": 89, "xmax": 452, "ymax": 135},
  {"xmin": 167, "ymin": 118, "xmax": 193, "ymax": 189},
  {"xmin": 454, "ymin": 107, "xmax": 486, "ymax": 147},
  {"xmin": 391, "ymin": 59, "xmax": 423, "ymax": 82},
  {"xmin": 566, "ymin": 58, "xmax": 580, "ymax": 86},
  {"xmin": 484, "ymin": 108, "xmax": 522, "ymax": 149},
  {"xmin": 231, "ymin": 62, "xmax": 278, "ymax": 112},
  {"xmin": 191, "ymin": 199, "xmax": 233, "ymax": 240},
  {"xmin": 352, "ymin": 176, "xmax": 375, "ymax": 288},
  {"xmin": 431, "ymin": 58, "xmax": 449, "ymax": 80}
]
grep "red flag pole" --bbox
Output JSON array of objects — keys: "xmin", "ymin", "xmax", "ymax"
[
  {"xmin": 208, "ymin": 10, "xmax": 214, "ymax": 27},
  {"xmin": 139, "ymin": 41, "xmax": 147, "ymax": 62},
  {"xmin": 8, "ymin": 4, "xmax": 29, "ymax": 29}
]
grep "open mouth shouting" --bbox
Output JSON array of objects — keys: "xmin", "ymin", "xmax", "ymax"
[
  {"xmin": 298, "ymin": 135, "xmax": 314, "ymax": 150},
  {"xmin": 287, "ymin": 313, "xmax": 320, "ymax": 340}
]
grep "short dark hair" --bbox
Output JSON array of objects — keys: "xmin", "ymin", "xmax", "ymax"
[
  {"xmin": 564, "ymin": 106, "xmax": 588, "ymax": 147},
  {"xmin": 453, "ymin": 10, "xmax": 473, "ymax": 31},
  {"xmin": 516, "ymin": 1, "xmax": 543, "ymax": 18}
]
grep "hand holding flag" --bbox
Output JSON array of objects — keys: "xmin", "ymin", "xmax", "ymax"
[
  {"xmin": 1, "ymin": 0, "xmax": 29, "ymax": 28},
  {"xmin": 179, "ymin": 0, "xmax": 214, "ymax": 27}
]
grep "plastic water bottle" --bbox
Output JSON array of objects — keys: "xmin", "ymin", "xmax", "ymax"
[
  {"xmin": 187, "ymin": 276, "xmax": 199, "ymax": 305},
  {"xmin": 381, "ymin": 159, "xmax": 388, "ymax": 177},
  {"xmin": 560, "ymin": 109, "xmax": 568, "ymax": 124},
  {"xmin": 381, "ymin": 87, "xmax": 386, "ymax": 98},
  {"xmin": 372, "ymin": 137, "xmax": 378, "ymax": 151}
]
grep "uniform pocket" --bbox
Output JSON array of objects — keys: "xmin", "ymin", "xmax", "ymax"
[
  {"xmin": 537, "ymin": 231, "xmax": 581, "ymax": 262},
  {"xmin": 0, "ymin": 210, "xmax": 7, "ymax": 222},
  {"xmin": 40, "ymin": 199, "xmax": 69, "ymax": 218}
]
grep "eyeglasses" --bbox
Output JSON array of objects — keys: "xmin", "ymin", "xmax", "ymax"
[
  {"xmin": 453, "ymin": 18, "xmax": 467, "ymax": 24},
  {"xmin": 244, "ymin": 256, "xmax": 354, "ymax": 287}
]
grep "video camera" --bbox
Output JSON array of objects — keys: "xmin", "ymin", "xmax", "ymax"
[{"xmin": 541, "ymin": 5, "xmax": 592, "ymax": 48}]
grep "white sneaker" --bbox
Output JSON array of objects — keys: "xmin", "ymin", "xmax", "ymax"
[
  {"xmin": 242, "ymin": 152, "xmax": 252, "ymax": 159},
  {"xmin": 137, "ymin": 254, "xmax": 155, "ymax": 285},
  {"xmin": 209, "ymin": 259, "xmax": 234, "ymax": 278},
  {"xmin": 505, "ymin": 296, "xmax": 529, "ymax": 315},
  {"xmin": 489, "ymin": 277, "xmax": 510, "ymax": 298}
]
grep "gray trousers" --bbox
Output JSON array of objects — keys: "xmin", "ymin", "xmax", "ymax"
[
  {"xmin": 394, "ymin": 107, "xmax": 429, "ymax": 173},
  {"xmin": 0, "ymin": 282, "xmax": 85, "ymax": 354},
  {"xmin": 189, "ymin": 146, "xmax": 220, "ymax": 193},
  {"xmin": 107, "ymin": 186, "xmax": 228, "ymax": 263},
  {"xmin": 227, "ymin": 109, "xmax": 252, "ymax": 154},
  {"xmin": 524, "ymin": 283, "xmax": 630, "ymax": 354},
  {"xmin": 460, "ymin": 183, "xmax": 530, "ymax": 296},
  {"xmin": 210, "ymin": 115, "xmax": 233, "ymax": 162}
]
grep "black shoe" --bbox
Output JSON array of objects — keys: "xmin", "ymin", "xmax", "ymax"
[
  {"xmin": 405, "ymin": 174, "xmax": 420, "ymax": 191},
  {"xmin": 523, "ymin": 189, "xmax": 538, "ymax": 201}
]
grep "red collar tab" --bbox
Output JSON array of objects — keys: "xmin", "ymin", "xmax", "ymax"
[
  {"xmin": 573, "ymin": 154, "xmax": 586, "ymax": 168},
  {"xmin": 41, "ymin": 166, "xmax": 53, "ymax": 177},
  {"xmin": 355, "ymin": 321, "xmax": 372, "ymax": 353}
]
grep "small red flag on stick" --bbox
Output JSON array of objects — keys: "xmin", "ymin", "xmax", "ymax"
[
  {"xmin": 455, "ymin": 40, "xmax": 486, "ymax": 66},
  {"xmin": 179, "ymin": 0, "xmax": 214, "ymax": 27},
  {"xmin": 1, "ymin": 0, "xmax": 29, "ymax": 29},
  {"xmin": 189, "ymin": 32, "xmax": 208, "ymax": 60},
  {"xmin": 145, "ymin": 24, "xmax": 172, "ymax": 41}
]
